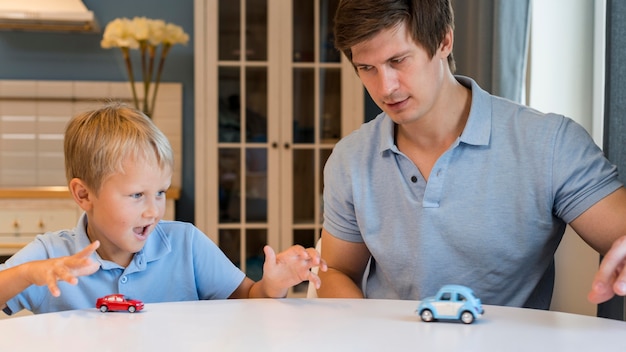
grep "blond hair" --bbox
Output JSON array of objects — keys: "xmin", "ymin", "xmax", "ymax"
[{"xmin": 64, "ymin": 102, "xmax": 174, "ymax": 193}]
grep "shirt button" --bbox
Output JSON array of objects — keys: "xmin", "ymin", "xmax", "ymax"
[
  {"xmin": 120, "ymin": 276, "xmax": 128, "ymax": 284},
  {"xmin": 410, "ymin": 176, "xmax": 418, "ymax": 183}
]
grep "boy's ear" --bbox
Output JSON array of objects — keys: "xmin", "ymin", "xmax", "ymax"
[{"xmin": 69, "ymin": 178, "xmax": 94, "ymax": 211}]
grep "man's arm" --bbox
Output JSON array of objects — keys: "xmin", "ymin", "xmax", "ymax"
[
  {"xmin": 569, "ymin": 187, "xmax": 626, "ymax": 303},
  {"xmin": 316, "ymin": 228, "xmax": 372, "ymax": 298}
]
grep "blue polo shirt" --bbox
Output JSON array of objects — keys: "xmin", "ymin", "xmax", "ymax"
[
  {"xmin": 1, "ymin": 213, "xmax": 245, "ymax": 315},
  {"xmin": 323, "ymin": 76, "xmax": 622, "ymax": 308}
]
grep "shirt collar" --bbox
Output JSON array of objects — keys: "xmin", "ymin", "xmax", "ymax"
[
  {"xmin": 76, "ymin": 213, "xmax": 171, "ymax": 271},
  {"xmin": 377, "ymin": 75, "xmax": 492, "ymax": 154}
]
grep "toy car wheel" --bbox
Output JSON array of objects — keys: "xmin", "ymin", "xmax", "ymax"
[
  {"xmin": 128, "ymin": 306, "xmax": 136, "ymax": 313},
  {"xmin": 99, "ymin": 305, "xmax": 108, "ymax": 313},
  {"xmin": 460, "ymin": 311, "xmax": 474, "ymax": 324},
  {"xmin": 420, "ymin": 309, "xmax": 434, "ymax": 322}
]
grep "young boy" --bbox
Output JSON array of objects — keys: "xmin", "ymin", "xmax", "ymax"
[{"xmin": 0, "ymin": 102, "xmax": 326, "ymax": 316}]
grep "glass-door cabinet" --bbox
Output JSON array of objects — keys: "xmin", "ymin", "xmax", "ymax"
[{"xmin": 194, "ymin": 0, "xmax": 363, "ymax": 296}]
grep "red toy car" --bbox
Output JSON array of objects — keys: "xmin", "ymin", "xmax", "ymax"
[{"xmin": 96, "ymin": 294, "xmax": 144, "ymax": 313}]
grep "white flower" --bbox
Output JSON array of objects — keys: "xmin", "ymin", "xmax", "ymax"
[
  {"xmin": 163, "ymin": 23, "xmax": 189, "ymax": 45},
  {"xmin": 147, "ymin": 19, "xmax": 166, "ymax": 46},
  {"xmin": 131, "ymin": 16, "xmax": 150, "ymax": 41},
  {"xmin": 100, "ymin": 18, "xmax": 139, "ymax": 49},
  {"xmin": 100, "ymin": 17, "xmax": 189, "ymax": 117}
]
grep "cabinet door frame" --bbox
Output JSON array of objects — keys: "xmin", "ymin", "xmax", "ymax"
[{"xmin": 194, "ymin": 0, "xmax": 363, "ymax": 248}]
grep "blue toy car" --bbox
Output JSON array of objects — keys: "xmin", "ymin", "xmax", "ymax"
[{"xmin": 416, "ymin": 284, "xmax": 484, "ymax": 324}]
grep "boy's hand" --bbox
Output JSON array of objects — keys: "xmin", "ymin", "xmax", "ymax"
[
  {"xmin": 588, "ymin": 236, "xmax": 626, "ymax": 304},
  {"xmin": 261, "ymin": 244, "xmax": 327, "ymax": 297},
  {"xmin": 26, "ymin": 241, "xmax": 101, "ymax": 297}
]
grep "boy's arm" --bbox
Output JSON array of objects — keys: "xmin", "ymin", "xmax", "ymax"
[
  {"xmin": 228, "ymin": 245, "xmax": 327, "ymax": 299},
  {"xmin": 0, "ymin": 241, "xmax": 101, "ymax": 311}
]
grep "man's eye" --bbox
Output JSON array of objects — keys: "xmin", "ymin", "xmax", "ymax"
[
  {"xmin": 157, "ymin": 191, "xmax": 166, "ymax": 197},
  {"xmin": 358, "ymin": 66, "xmax": 372, "ymax": 72}
]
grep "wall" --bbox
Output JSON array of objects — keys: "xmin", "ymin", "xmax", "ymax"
[
  {"xmin": 0, "ymin": 0, "xmax": 195, "ymax": 223},
  {"xmin": 528, "ymin": 0, "xmax": 600, "ymax": 316}
]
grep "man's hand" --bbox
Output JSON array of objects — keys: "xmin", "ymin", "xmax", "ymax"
[{"xmin": 588, "ymin": 236, "xmax": 626, "ymax": 304}]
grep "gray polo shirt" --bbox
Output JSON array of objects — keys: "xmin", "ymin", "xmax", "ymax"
[{"xmin": 323, "ymin": 76, "xmax": 622, "ymax": 308}]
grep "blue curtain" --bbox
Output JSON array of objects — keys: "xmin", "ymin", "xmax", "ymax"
[{"xmin": 452, "ymin": 0, "xmax": 531, "ymax": 103}]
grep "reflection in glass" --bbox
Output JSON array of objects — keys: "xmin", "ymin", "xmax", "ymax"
[
  {"xmin": 219, "ymin": 0, "xmax": 240, "ymax": 61},
  {"xmin": 319, "ymin": 68, "xmax": 341, "ymax": 142},
  {"xmin": 245, "ymin": 147, "xmax": 268, "ymax": 222},
  {"xmin": 245, "ymin": 229, "xmax": 267, "ymax": 281},
  {"xmin": 320, "ymin": 0, "xmax": 341, "ymax": 62},
  {"xmin": 293, "ymin": 68, "xmax": 315, "ymax": 143},
  {"xmin": 219, "ymin": 148, "xmax": 241, "ymax": 222},
  {"xmin": 219, "ymin": 67, "xmax": 241, "ymax": 143},
  {"xmin": 245, "ymin": 67, "xmax": 268, "ymax": 143},
  {"xmin": 293, "ymin": 149, "xmax": 315, "ymax": 223},
  {"xmin": 293, "ymin": 0, "xmax": 314, "ymax": 62},
  {"xmin": 246, "ymin": 0, "xmax": 268, "ymax": 60},
  {"xmin": 219, "ymin": 229, "xmax": 241, "ymax": 265}
]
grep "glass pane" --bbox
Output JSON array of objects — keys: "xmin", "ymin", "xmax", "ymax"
[
  {"xmin": 293, "ymin": 149, "xmax": 315, "ymax": 223},
  {"xmin": 320, "ymin": 0, "xmax": 341, "ymax": 62},
  {"xmin": 319, "ymin": 68, "xmax": 341, "ymax": 142},
  {"xmin": 245, "ymin": 147, "xmax": 267, "ymax": 222},
  {"xmin": 293, "ymin": 0, "xmax": 315, "ymax": 62},
  {"xmin": 319, "ymin": 148, "xmax": 332, "ymax": 223},
  {"xmin": 245, "ymin": 229, "xmax": 267, "ymax": 281},
  {"xmin": 219, "ymin": 148, "xmax": 241, "ymax": 222},
  {"xmin": 219, "ymin": 67, "xmax": 241, "ymax": 143},
  {"xmin": 293, "ymin": 68, "xmax": 315, "ymax": 143},
  {"xmin": 292, "ymin": 230, "xmax": 315, "ymax": 294},
  {"xmin": 293, "ymin": 229, "xmax": 315, "ymax": 248},
  {"xmin": 219, "ymin": 0, "xmax": 241, "ymax": 61},
  {"xmin": 219, "ymin": 229, "xmax": 241, "ymax": 266},
  {"xmin": 246, "ymin": 0, "xmax": 268, "ymax": 60},
  {"xmin": 245, "ymin": 67, "xmax": 268, "ymax": 143}
]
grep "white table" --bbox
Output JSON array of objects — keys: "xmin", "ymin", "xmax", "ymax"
[{"xmin": 1, "ymin": 298, "xmax": 624, "ymax": 351}]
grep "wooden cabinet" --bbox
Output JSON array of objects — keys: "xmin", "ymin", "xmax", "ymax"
[
  {"xmin": 194, "ymin": 0, "xmax": 363, "ymax": 295},
  {"xmin": 0, "ymin": 188, "xmax": 179, "ymax": 257},
  {"xmin": 0, "ymin": 199, "xmax": 79, "ymax": 256}
]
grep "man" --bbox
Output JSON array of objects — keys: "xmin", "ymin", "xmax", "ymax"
[{"xmin": 317, "ymin": 0, "xmax": 626, "ymax": 309}]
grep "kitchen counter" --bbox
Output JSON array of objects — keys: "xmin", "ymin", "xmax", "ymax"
[{"xmin": 0, "ymin": 186, "xmax": 180, "ymax": 199}]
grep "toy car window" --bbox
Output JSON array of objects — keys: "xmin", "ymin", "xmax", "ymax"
[
  {"xmin": 459, "ymin": 294, "xmax": 467, "ymax": 301},
  {"xmin": 441, "ymin": 292, "xmax": 451, "ymax": 301}
]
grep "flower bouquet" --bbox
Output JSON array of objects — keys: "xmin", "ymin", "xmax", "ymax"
[{"xmin": 101, "ymin": 17, "xmax": 189, "ymax": 117}]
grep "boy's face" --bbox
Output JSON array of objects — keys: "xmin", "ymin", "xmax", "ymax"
[{"xmin": 85, "ymin": 156, "xmax": 172, "ymax": 267}]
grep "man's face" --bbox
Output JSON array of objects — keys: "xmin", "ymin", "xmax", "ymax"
[{"xmin": 351, "ymin": 22, "xmax": 450, "ymax": 126}]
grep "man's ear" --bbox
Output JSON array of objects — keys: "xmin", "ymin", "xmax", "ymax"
[
  {"xmin": 439, "ymin": 26, "xmax": 454, "ymax": 58},
  {"xmin": 69, "ymin": 178, "xmax": 94, "ymax": 211}
]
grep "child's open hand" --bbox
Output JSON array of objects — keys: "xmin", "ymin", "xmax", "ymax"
[
  {"xmin": 261, "ymin": 244, "xmax": 327, "ymax": 297},
  {"xmin": 27, "ymin": 241, "xmax": 101, "ymax": 297}
]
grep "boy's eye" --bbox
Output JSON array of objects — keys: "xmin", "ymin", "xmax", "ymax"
[
  {"xmin": 131, "ymin": 193, "xmax": 143, "ymax": 199},
  {"xmin": 157, "ymin": 191, "xmax": 166, "ymax": 197}
]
